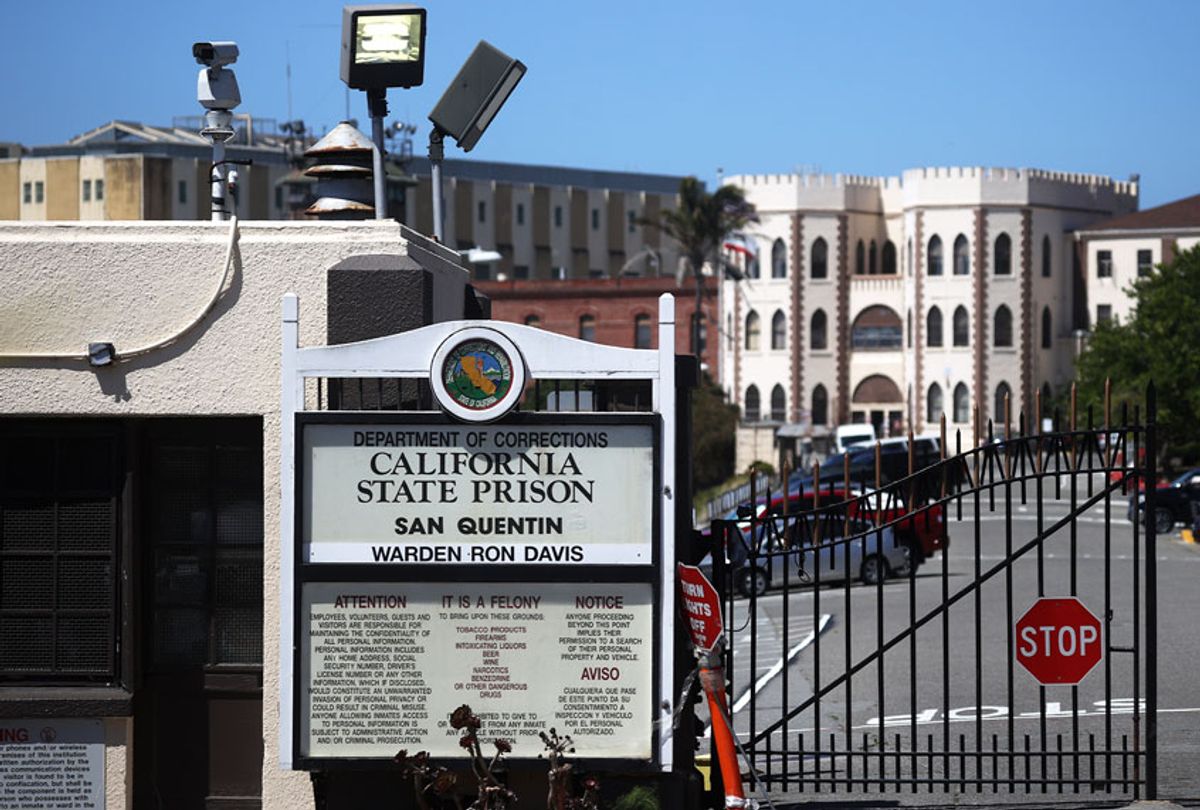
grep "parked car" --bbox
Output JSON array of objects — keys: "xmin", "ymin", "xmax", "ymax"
[
  {"xmin": 834, "ymin": 423, "xmax": 876, "ymax": 453},
  {"xmin": 752, "ymin": 485, "xmax": 947, "ymax": 564},
  {"xmin": 729, "ymin": 515, "xmax": 909, "ymax": 598},
  {"xmin": 1127, "ymin": 468, "xmax": 1200, "ymax": 533}
]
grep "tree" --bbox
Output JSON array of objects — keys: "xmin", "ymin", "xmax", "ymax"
[
  {"xmin": 1074, "ymin": 244, "xmax": 1200, "ymax": 465},
  {"xmin": 691, "ymin": 375, "xmax": 739, "ymax": 490},
  {"xmin": 641, "ymin": 177, "xmax": 757, "ymax": 357}
]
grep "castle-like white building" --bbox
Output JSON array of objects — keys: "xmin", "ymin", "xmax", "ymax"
[{"xmin": 718, "ymin": 167, "xmax": 1139, "ymax": 466}]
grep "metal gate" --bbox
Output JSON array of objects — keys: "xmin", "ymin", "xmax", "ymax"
[{"xmin": 708, "ymin": 387, "xmax": 1158, "ymax": 801}]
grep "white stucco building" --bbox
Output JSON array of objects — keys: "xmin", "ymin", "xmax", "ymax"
[{"xmin": 719, "ymin": 167, "xmax": 1140, "ymax": 467}]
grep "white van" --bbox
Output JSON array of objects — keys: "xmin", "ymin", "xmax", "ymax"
[{"xmin": 834, "ymin": 423, "xmax": 876, "ymax": 453}]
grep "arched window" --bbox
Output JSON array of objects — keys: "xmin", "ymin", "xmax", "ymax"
[
  {"xmin": 994, "ymin": 382, "xmax": 1012, "ymax": 424},
  {"xmin": 746, "ymin": 251, "xmax": 759, "ymax": 279},
  {"xmin": 953, "ymin": 306, "xmax": 969, "ymax": 346},
  {"xmin": 928, "ymin": 235, "xmax": 943, "ymax": 276},
  {"xmin": 771, "ymin": 310, "xmax": 786, "ymax": 350},
  {"xmin": 868, "ymin": 240, "xmax": 878, "ymax": 274},
  {"xmin": 907, "ymin": 238, "xmax": 913, "ymax": 275},
  {"xmin": 1041, "ymin": 307, "xmax": 1052, "ymax": 349},
  {"xmin": 855, "ymin": 240, "xmax": 865, "ymax": 275},
  {"xmin": 953, "ymin": 383, "xmax": 970, "ymax": 423},
  {"xmin": 744, "ymin": 311, "xmax": 761, "ymax": 351},
  {"xmin": 810, "ymin": 309, "xmax": 828, "ymax": 350},
  {"xmin": 744, "ymin": 385, "xmax": 760, "ymax": 422},
  {"xmin": 1041, "ymin": 235, "xmax": 1051, "ymax": 278},
  {"xmin": 579, "ymin": 315, "xmax": 596, "ymax": 342},
  {"xmin": 953, "ymin": 234, "xmax": 970, "ymax": 275},
  {"xmin": 927, "ymin": 382, "xmax": 944, "ymax": 425},
  {"xmin": 770, "ymin": 385, "xmax": 786, "ymax": 421},
  {"xmin": 811, "ymin": 237, "xmax": 828, "ymax": 279},
  {"xmin": 634, "ymin": 314, "xmax": 652, "ymax": 349},
  {"xmin": 524, "ymin": 314, "xmax": 541, "ymax": 327},
  {"xmin": 771, "ymin": 238, "xmax": 787, "ymax": 279},
  {"xmin": 994, "ymin": 305, "xmax": 1013, "ymax": 347},
  {"xmin": 927, "ymin": 306, "xmax": 944, "ymax": 347},
  {"xmin": 906, "ymin": 309, "xmax": 913, "ymax": 347},
  {"xmin": 882, "ymin": 240, "xmax": 897, "ymax": 274},
  {"xmin": 851, "ymin": 305, "xmax": 902, "ymax": 349},
  {"xmin": 812, "ymin": 385, "xmax": 828, "ymax": 426},
  {"xmin": 994, "ymin": 233, "xmax": 1012, "ymax": 275}
]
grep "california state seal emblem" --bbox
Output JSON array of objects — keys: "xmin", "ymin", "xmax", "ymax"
[{"xmin": 431, "ymin": 328, "xmax": 526, "ymax": 422}]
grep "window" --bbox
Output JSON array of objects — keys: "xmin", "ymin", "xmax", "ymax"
[
  {"xmin": 907, "ymin": 238, "xmax": 913, "ymax": 276},
  {"xmin": 851, "ymin": 305, "xmax": 902, "ymax": 349},
  {"xmin": 82, "ymin": 179, "xmax": 91, "ymax": 202},
  {"xmin": 35, "ymin": 181, "xmax": 44, "ymax": 203},
  {"xmin": 1041, "ymin": 307, "xmax": 1052, "ymax": 349},
  {"xmin": 953, "ymin": 306, "xmax": 969, "ymax": 347},
  {"xmin": 726, "ymin": 314, "xmax": 733, "ymax": 351},
  {"xmin": 906, "ymin": 309, "xmax": 912, "ymax": 347},
  {"xmin": 477, "ymin": 201, "xmax": 486, "ymax": 223},
  {"xmin": 770, "ymin": 385, "xmax": 786, "ymax": 422},
  {"xmin": 588, "ymin": 269, "xmax": 605, "ymax": 279},
  {"xmin": 516, "ymin": 203, "xmax": 525, "ymax": 226},
  {"xmin": 994, "ymin": 382, "xmax": 1012, "ymax": 424},
  {"xmin": 0, "ymin": 425, "xmax": 122, "ymax": 683},
  {"xmin": 811, "ymin": 237, "xmax": 828, "ymax": 279},
  {"xmin": 627, "ymin": 210, "xmax": 636, "ymax": 233},
  {"xmin": 579, "ymin": 315, "xmax": 596, "ymax": 341},
  {"xmin": 1097, "ymin": 250, "xmax": 1113, "ymax": 278},
  {"xmin": 927, "ymin": 306, "xmax": 943, "ymax": 347},
  {"xmin": 771, "ymin": 238, "xmax": 787, "ymax": 279},
  {"xmin": 634, "ymin": 315, "xmax": 652, "ymax": 349},
  {"xmin": 1137, "ymin": 249, "xmax": 1153, "ymax": 277},
  {"xmin": 744, "ymin": 311, "xmax": 761, "ymax": 351},
  {"xmin": 554, "ymin": 206, "xmax": 563, "ymax": 228},
  {"xmin": 275, "ymin": 186, "xmax": 283, "ymax": 210},
  {"xmin": 23, "ymin": 182, "xmax": 31, "ymax": 204},
  {"xmin": 811, "ymin": 385, "xmax": 828, "ymax": 426},
  {"xmin": 745, "ymin": 254, "xmax": 760, "ymax": 279},
  {"xmin": 744, "ymin": 386, "xmax": 760, "ymax": 422},
  {"xmin": 552, "ymin": 266, "xmax": 568, "ymax": 280},
  {"xmin": 927, "ymin": 383, "xmax": 944, "ymax": 424},
  {"xmin": 810, "ymin": 309, "xmax": 827, "ymax": 350},
  {"xmin": 1097, "ymin": 304, "xmax": 1113, "ymax": 324},
  {"xmin": 178, "ymin": 180, "xmax": 188, "ymax": 205},
  {"xmin": 927, "ymin": 235, "xmax": 943, "ymax": 276},
  {"xmin": 591, "ymin": 209, "xmax": 599, "ymax": 230},
  {"xmin": 855, "ymin": 240, "xmax": 865, "ymax": 275},
  {"xmin": 882, "ymin": 240, "xmax": 897, "ymax": 275},
  {"xmin": 771, "ymin": 310, "xmax": 786, "ymax": 350},
  {"xmin": 95, "ymin": 180, "xmax": 104, "ymax": 200},
  {"xmin": 993, "ymin": 305, "xmax": 1013, "ymax": 347},
  {"xmin": 953, "ymin": 383, "xmax": 970, "ymax": 423},
  {"xmin": 513, "ymin": 266, "xmax": 530, "ymax": 280},
  {"xmin": 524, "ymin": 314, "xmax": 541, "ymax": 327},
  {"xmin": 1042, "ymin": 235, "xmax": 1051, "ymax": 277},
  {"xmin": 953, "ymin": 234, "xmax": 969, "ymax": 275},
  {"xmin": 868, "ymin": 240, "xmax": 877, "ymax": 274},
  {"xmin": 475, "ymin": 265, "xmax": 492, "ymax": 281},
  {"xmin": 994, "ymin": 233, "xmax": 1011, "ymax": 275}
]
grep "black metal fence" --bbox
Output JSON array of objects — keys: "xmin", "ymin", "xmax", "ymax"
[{"xmin": 708, "ymin": 386, "xmax": 1158, "ymax": 801}]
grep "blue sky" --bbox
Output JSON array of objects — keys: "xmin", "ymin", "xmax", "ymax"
[{"xmin": 3, "ymin": 0, "xmax": 1197, "ymax": 206}]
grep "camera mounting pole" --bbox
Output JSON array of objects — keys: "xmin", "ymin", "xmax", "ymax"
[
  {"xmin": 193, "ymin": 41, "xmax": 242, "ymax": 222},
  {"xmin": 428, "ymin": 126, "xmax": 445, "ymax": 242}
]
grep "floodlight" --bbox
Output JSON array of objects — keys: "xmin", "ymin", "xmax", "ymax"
[
  {"xmin": 429, "ymin": 40, "xmax": 526, "ymax": 153},
  {"xmin": 340, "ymin": 5, "xmax": 427, "ymax": 90}
]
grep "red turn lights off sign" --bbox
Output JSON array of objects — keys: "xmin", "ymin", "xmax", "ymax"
[
  {"xmin": 1015, "ymin": 597, "xmax": 1104, "ymax": 686},
  {"xmin": 677, "ymin": 564, "xmax": 724, "ymax": 655}
]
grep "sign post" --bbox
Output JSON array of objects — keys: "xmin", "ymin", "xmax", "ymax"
[
  {"xmin": 678, "ymin": 563, "xmax": 746, "ymax": 809},
  {"xmin": 1015, "ymin": 597, "xmax": 1103, "ymax": 685},
  {"xmin": 280, "ymin": 294, "xmax": 679, "ymax": 774}
]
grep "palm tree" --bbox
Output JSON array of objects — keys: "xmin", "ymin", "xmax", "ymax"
[{"xmin": 642, "ymin": 176, "xmax": 757, "ymax": 357}]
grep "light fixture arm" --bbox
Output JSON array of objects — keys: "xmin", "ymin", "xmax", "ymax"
[
  {"xmin": 366, "ymin": 88, "xmax": 389, "ymax": 220},
  {"xmin": 428, "ymin": 126, "xmax": 446, "ymax": 242}
]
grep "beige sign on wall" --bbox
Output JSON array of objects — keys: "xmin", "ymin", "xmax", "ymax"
[
  {"xmin": 302, "ymin": 421, "xmax": 655, "ymax": 564},
  {"xmin": 299, "ymin": 581, "xmax": 654, "ymax": 759}
]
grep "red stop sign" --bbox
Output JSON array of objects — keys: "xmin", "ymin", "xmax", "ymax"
[
  {"xmin": 677, "ymin": 563, "xmax": 724, "ymax": 655},
  {"xmin": 1015, "ymin": 598, "xmax": 1103, "ymax": 685}
]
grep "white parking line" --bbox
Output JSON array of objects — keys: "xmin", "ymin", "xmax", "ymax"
[{"xmin": 731, "ymin": 614, "xmax": 831, "ymax": 714}]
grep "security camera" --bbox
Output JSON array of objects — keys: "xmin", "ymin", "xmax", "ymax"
[
  {"xmin": 194, "ymin": 41, "xmax": 241, "ymax": 111},
  {"xmin": 193, "ymin": 41, "xmax": 239, "ymax": 68}
]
